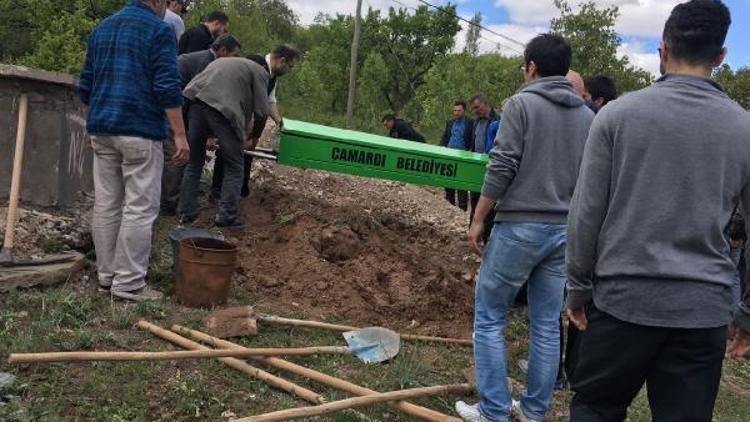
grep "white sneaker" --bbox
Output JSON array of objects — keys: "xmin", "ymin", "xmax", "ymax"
[
  {"xmin": 455, "ymin": 401, "xmax": 484, "ymax": 422},
  {"xmin": 511, "ymin": 399, "xmax": 541, "ymax": 422}
]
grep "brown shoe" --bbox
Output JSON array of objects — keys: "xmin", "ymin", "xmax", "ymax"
[{"xmin": 112, "ymin": 286, "xmax": 164, "ymax": 302}]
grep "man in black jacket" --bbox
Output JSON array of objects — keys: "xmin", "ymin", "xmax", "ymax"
[
  {"xmin": 440, "ymin": 100, "xmax": 473, "ymax": 211},
  {"xmin": 178, "ymin": 11, "xmax": 229, "ymax": 55},
  {"xmin": 382, "ymin": 115, "xmax": 425, "ymax": 143},
  {"xmin": 468, "ymin": 94, "xmax": 499, "ymax": 242},
  {"xmin": 211, "ymin": 44, "xmax": 301, "ymax": 201}
]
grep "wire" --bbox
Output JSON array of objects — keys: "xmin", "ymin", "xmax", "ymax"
[
  {"xmin": 415, "ymin": 0, "xmax": 527, "ymax": 48},
  {"xmin": 388, "ymin": 0, "xmax": 523, "ymax": 55}
]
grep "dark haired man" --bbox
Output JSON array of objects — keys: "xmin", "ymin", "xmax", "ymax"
[
  {"xmin": 160, "ymin": 34, "xmax": 242, "ymax": 215},
  {"xmin": 455, "ymin": 33, "xmax": 593, "ymax": 422},
  {"xmin": 583, "ymin": 75, "xmax": 617, "ymax": 113},
  {"xmin": 382, "ymin": 114, "xmax": 425, "ymax": 143},
  {"xmin": 566, "ymin": 1, "xmax": 750, "ymax": 420},
  {"xmin": 441, "ymin": 100, "xmax": 474, "ymax": 211},
  {"xmin": 211, "ymin": 44, "xmax": 302, "ymax": 200},
  {"xmin": 79, "ymin": 0, "xmax": 189, "ymax": 301},
  {"xmin": 164, "ymin": 0, "xmax": 185, "ymax": 42},
  {"xmin": 467, "ymin": 94, "xmax": 500, "ymax": 241},
  {"xmin": 178, "ymin": 11, "xmax": 229, "ymax": 54},
  {"xmin": 178, "ymin": 57, "xmax": 269, "ymax": 227}
]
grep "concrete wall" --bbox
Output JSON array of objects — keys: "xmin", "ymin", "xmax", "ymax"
[{"xmin": 0, "ymin": 65, "xmax": 93, "ymax": 209}]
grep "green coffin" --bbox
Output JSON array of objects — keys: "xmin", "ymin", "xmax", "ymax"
[{"xmin": 279, "ymin": 119, "xmax": 489, "ymax": 192}]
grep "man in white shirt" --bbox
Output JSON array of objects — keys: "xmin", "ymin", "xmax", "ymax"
[{"xmin": 164, "ymin": 0, "xmax": 185, "ymax": 43}]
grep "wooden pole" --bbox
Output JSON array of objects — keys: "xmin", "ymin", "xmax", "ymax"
[
  {"xmin": 135, "ymin": 321, "xmax": 325, "ymax": 405},
  {"xmin": 257, "ymin": 315, "xmax": 473, "ymax": 346},
  {"xmin": 172, "ymin": 324, "xmax": 462, "ymax": 422},
  {"xmin": 345, "ymin": 0, "xmax": 364, "ymax": 128},
  {"xmin": 8, "ymin": 345, "xmax": 351, "ymax": 364},
  {"xmin": 1, "ymin": 94, "xmax": 28, "ymax": 256},
  {"xmin": 235, "ymin": 384, "xmax": 470, "ymax": 422}
]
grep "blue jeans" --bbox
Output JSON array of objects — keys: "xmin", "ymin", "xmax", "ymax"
[{"xmin": 474, "ymin": 222, "xmax": 566, "ymax": 421}]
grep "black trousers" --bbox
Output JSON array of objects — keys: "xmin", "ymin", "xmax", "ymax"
[
  {"xmin": 444, "ymin": 188, "xmax": 468, "ymax": 211},
  {"xmin": 568, "ymin": 308, "xmax": 726, "ymax": 422},
  {"xmin": 212, "ymin": 150, "xmax": 253, "ymax": 199}
]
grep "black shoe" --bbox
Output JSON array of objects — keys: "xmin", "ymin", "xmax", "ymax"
[{"xmin": 214, "ymin": 217, "xmax": 244, "ymax": 228}]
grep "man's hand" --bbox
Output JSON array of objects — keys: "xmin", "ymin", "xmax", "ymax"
[
  {"xmin": 172, "ymin": 134, "xmax": 190, "ymax": 166},
  {"xmin": 468, "ymin": 220, "xmax": 484, "ymax": 256},
  {"xmin": 728, "ymin": 328, "xmax": 750, "ymax": 359},
  {"xmin": 567, "ymin": 307, "xmax": 588, "ymax": 331},
  {"xmin": 244, "ymin": 137, "xmax": 259, "ymax": 151}
]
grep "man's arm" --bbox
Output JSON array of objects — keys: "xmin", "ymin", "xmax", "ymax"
[
  {"xmin": 248, "ymin": 65, "xmax": 271, "ymax": 145},
  {"xmin": 565, "ymin": 113, "xmax": 613, "ymax": 325},
  {"xmin": 150, "ymin": 25, "xmax": 189, "ymax": 164},
  {"xmin": 480, "ymin": 97, "xmax": 525, "ymax": 201},
  {"xmin": 440, "ymin": 121, "xmax": 451, "ymax": 147},
  {"xmin": 468, "ymin": 99, "xmax": 525, "ymax": 255}
]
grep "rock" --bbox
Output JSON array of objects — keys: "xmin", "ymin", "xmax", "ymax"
[{"xmin": 0, "ymin": 373, "xmax": 16, "ymax": 392}]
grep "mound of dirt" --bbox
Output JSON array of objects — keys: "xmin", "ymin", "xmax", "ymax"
[{"xmin": 222, "ymin": 154, "xmax": 480, "ymax": 339}]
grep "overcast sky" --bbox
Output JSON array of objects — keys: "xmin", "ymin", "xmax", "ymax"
[{"xmin": 284, "ymin": 0, "xmax": 750, "ymax": 77}]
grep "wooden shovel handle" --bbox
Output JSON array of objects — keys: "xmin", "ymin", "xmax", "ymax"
[
  {"xmin": 235, "ymin": 384, "xmax": 471, "ymax": 422},
  {"xmin": 3, "ymin": 94, "xmax": 28, "ymax": 250},
  {"xmin": 8, "ymin": 345, "xmax": 351, "ymax": 364},
  {"xmin": 258, "ymin": 315, "xmax": 473, "ymax": 346}
]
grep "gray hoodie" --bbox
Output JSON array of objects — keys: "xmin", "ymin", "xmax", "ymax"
[
  {"xmin": 566, "ymin": 75, "xmax": 750, "ymax": 331},
  {"xmin": 481, "ymin": 76, "xmax": 595, "ymax": 223}
]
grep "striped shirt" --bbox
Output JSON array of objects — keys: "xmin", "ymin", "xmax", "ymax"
[{"xmin": 79, "ymin": 1, "xmax": 183, "ymax": 140}]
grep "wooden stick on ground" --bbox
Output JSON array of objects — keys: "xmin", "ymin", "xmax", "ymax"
[
  {"xmin": 172, "ymin": 324, "xmax": 465, "ymax": 422},
  {"xmin": 135, "ymin": 321, "xmax": 325, "ymax": 405},
  {"xmin": 8, "ymin": 345, "xmax": 353, "ymax": 364},
  {"xmin": 257, "ymin": 315, "xmax": 473, "ymax": 346},
  {"xmin": 235, "ymin": 384, "xmax": 472, "ymax": 422}
]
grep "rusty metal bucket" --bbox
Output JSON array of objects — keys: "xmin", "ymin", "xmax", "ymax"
[{"xmin": 176, "ymin": 238, "xmax": 238, "ymax": 308}]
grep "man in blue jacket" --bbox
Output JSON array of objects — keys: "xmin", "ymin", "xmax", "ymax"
[{"xmin": 79, "ymin": 0, "xmax": 189, "ymax": 302}]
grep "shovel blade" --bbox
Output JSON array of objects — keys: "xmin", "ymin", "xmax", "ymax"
[{"xmin": 343, "ymin": 327, "xmax": 400, "ymax": 364}]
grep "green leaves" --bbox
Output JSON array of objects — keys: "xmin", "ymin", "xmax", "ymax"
[{"xmin": 551, "ymin": 0, "xmax": 653, "ymax": 93}]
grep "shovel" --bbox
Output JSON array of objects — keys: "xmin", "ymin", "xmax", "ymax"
[
  {"xmin": 1, "ymin": 94, "xmax": 81, "ymax": 269},
  {"xmin": 8, "ymin": 327, "xmax": 401, "ymax": 365}
]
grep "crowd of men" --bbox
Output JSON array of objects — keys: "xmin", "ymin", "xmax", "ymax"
[
  {"xmin": 77, "ymin": 0, "xmax": 748, "ymax": 420},
  {"xmin": 79, "ymin": 0, "xmax": 298, "ymax": 300}
]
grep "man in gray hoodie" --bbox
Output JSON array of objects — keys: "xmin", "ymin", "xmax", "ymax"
[
  {"xmin": 566, "ymin": 1, "xmax": 750, "ymax": 420},
  {"xmin": 455, "ymin": 34, "xmax": 593, "ymax": 422}
]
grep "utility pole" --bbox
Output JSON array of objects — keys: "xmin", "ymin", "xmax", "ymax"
[{"xmin": 345, "ymin": 0, "xmax": 363, "ymax": 128}]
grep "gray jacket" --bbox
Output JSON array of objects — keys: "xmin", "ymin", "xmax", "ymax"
[
  {"xmin": 481, "ymin": 76, "xmax": 594, "ymax": 223},
  {"xmin": 183, "ymin": 57, "xmax": 270, "ymax": 141},
  {"xmin": 178, "ymin": 49, "xmax": 215, "ymax": 89},
  {"xmin": 566, "ymin": 74, "xmax": 750, "ymax": 331}
]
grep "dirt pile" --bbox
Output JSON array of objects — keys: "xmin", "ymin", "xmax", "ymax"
[
  {"xmin": 0, "ymin": 201, "xmax": 92, "ymax": 258},
  {"xmin": 225, "ymin": 155, "xmax": 479, "ymax": 338}
]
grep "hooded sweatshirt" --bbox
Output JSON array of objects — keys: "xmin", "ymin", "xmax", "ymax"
[
  {"xmin": 481, "ymin": 76, "xmax": 594, "ymax": 223},
  {"xmin": 566, "ymin": 75, "xmax": 750, "ymax": 331}
]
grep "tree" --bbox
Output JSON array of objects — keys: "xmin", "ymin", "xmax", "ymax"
[
  {"xmin": 417, "ymin": 53, "xmax": 523, "ymax": 130},
  {"xmin": 372, "ymin": 5, "xmax": 461, "ymax": 112},
  {"xmin": 714, "ymin": 64, "xmax": 750, "ymax": 110},
  {"xmin": 463, "ymin": 13, "xmax": 481, "ymax": 57},
  {"xmin": 550, "ymin": 0, "xmax": 652, "ymax": 93}
]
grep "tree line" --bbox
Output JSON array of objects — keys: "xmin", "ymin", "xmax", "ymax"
[{"xmin": 0, "ymin": 0, "xmax": 747, "ymax": 141}]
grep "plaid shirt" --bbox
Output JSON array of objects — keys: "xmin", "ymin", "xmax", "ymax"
[{"xmin": 79, "ymin": 1, "xmax": 183, "ymax": 140}]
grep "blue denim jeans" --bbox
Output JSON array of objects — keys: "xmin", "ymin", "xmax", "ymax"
[{"xmin": 474, "ymin": 222, "xmax": 567, "ymax": 421}]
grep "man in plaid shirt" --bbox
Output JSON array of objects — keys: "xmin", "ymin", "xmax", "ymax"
[{"xmin": 79, "ymin": 0, "xmax": 189, "ymax": 301}]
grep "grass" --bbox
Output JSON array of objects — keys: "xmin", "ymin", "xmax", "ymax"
[{"xmin": 0, "ymin": 217, "xmax": 749, "ymax": 420}]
